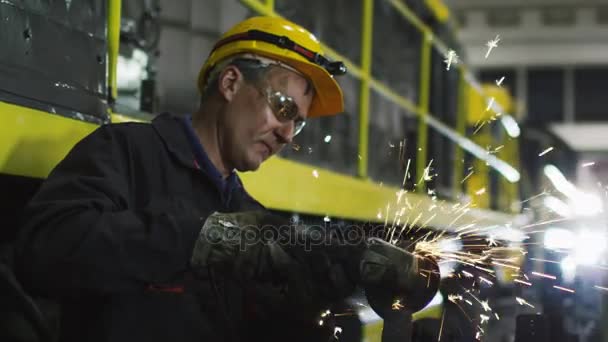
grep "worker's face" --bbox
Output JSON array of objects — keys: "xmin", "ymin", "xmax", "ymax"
[{"xmin": 218, "ymin": 65, "xmax": 313, "ymax": 172}]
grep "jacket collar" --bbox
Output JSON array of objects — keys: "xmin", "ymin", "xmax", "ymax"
[
  {"xmin": 151, "ymin": 113, "xmax": 242, "ymax": 202},
  {"xmin": 152, "ymin": 112, "xmax": 200, "ymax": 170}
]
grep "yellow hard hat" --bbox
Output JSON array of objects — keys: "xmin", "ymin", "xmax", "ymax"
[{"xmin": 197, "ymin": 16, "xmax": 346, "ymax": 118}]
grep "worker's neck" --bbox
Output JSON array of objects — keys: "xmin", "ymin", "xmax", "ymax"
[{"xmin": 191, "ymin": 105, "xmax": 231, "ymax": 179}]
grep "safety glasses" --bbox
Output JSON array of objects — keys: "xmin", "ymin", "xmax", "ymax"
[{"xmin": 256, "ymin": 85, "xmax": 306, "ymax": 137}]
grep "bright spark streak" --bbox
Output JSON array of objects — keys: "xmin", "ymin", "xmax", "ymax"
[
  {"xmin": 530, "ymin": 258, "xmax": 560, "ymax": 264},
  {"xmin": 486, "ymin": 97, "xmax": 495, "ymax": 111},
  {"xmin": 402, "ymin": 158, "xmax": 412, "ymax": 186},
  {"xmin": 420, "ymin": 213, "xmax": 436, "ymax": 229},
  {"xmin": 514, "ymin": 279, "xmax": 532, "ymax": 286},
  {"xmin": 473, "ymin": 121, "xmax": 486, "ymax": 135},
  {"xmin": 392, "ymin": 299, "xmax": 404, "ymax": 310},
  {"xmin": 582, "ymin": 162, "xmax": 595, "ymax": 168},
  {"xmin": 465, "ymin": 300, "xmax": 473, "ymax": 306},
  {"xmin": 323, "ymin": 216, "xmax": 331, "ymax": 222},
  {"xmin": 496, "ymin": 76, "xmax": 505, "ymax": 87},
  {"xmin": 312, "ymin": 169, "xmax": 319, "ymax": 178},
  {"xmin": 491, "ymin": 145, "xmax": 505, "ymax": 153},
  {"xmin": 521, "ymin": 218, "xmax": 568, "ymax": 230},
  {"xmin": 492, "ymin": 261, "xmax": 520, "ymax": 270},
  {"xmin": 516, "ymin": 297, "xmax": 535, "ymax": 308},
  {"xmin": 479, "ymin": 277, "xmax": 494, "ymax": 286},
  {"xmin": 494, "ymin": 313, "xmax": 500, "ymax": 320},
  {"xmin": 396, "ymin": 189, "xmax": 406, "ymax": 204},
  {"xmin": 324, "ymin": 135, "xmax": 332, "ymax": 143},
  {"xmin": 438, "ymin": 310, "xmax": 446, "ymax": 341},
  {"xmin": 419, "ymin": 159, "xmax": 434, "ymax": 184},
  {"xmin": 486, "ymin": 236, "xmax": 498, "ymax": 246},
  {"xmin": 448, "ymin": 294, "xmax": 463, "ymax": 303},
  {"xmin": 448, "ymin": 209, "xmax": 469, "ymax": 228},
  {"xmin": 553, "ymin": 285, "xmax": 575, "ymax": 293},
  {"xmin": 318, "ymin": 320, "xmax": 324, "ymax": 326},
  {"xmin": 594, "ymin": 285, "xmax": 608, "ymax": 292},
  {"xmin": 462, "ymin": 270, "xmax": 474, "ymax": 278},
  {"xmin": 485, "ymin": 35, "xmax": 500, "ymax": 59},
  {"xmin": 475, "ymin": 266, "xmax": 495, "ymax": 274},
  {"xmin": 480, "ymin": 314, "xmax": 490, "ymax": 324},
  {"xmin": 444, "ymin": 50, "xmax": 459, "ymax": 70},
  {"xmin": 532, "ymin": 271, "xmax": 556, "ymax": 280},
  {"xmin": 538, "ymin": 147, "xmax": 554, "ymax": 157},
  {"xmin": 475, "ymin": 187, "xmax": 487, "ymax": 195},
  {"xmin": 480, "ymin": 300, "xmax": 492, "ymax": 312},
  {"xmin": 461, "ymin": 170, "xmax": 474, "ymax": 184},
  {"xmin": 334, "ymin": 327, "xmax": 342, "ymax": 339},
  {"xmin": 521, "ymin": 191, "xmax": 549, "ymax": 204}
]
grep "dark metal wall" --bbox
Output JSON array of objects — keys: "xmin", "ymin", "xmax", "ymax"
[{"xmin": 0, "ymin": 0, "xmax": 108, "ymax": 122}]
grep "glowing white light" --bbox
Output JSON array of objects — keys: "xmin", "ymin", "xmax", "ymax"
[
  {"xmin": 116, "ymin": 49, "xmax": 149, "ymax": 91},
  {"xmin": 544, "ymin": 165, "xmax": 577, "ymax": 197},
  {"xmin": 492, "ymin": 225, "xmax": 527, "ymax": 242},
  {"xmin": 324, "ymin": 135, "xmax": 332, "ymax": 143},
  {"xmin": 572, "ymin": 192, "xmax": 603, "ymax": 217},
  {"xmin": 574, "ymin": 230, "xmax": 606, "ymax": 265},
  {"xmin": 560, "ymin": 256, "xmax": 577, "ymax": 283},
  {"xmin": 312, "ymin": 170, "xmax": 319, "ymax": 178},
  {"xmin": 543, "ymin": 196, "xmax": 572, "ymax": 218},
  {"xmin": 437, "ymin": 239, "xmax": 462, "ymax": 278},
  {"xmin": 500, "ymin": 115, "xmax": 521, "ymax": 138},
  {"xmin": 544, "ymin": 164, "xmax": 603, "ymax": 217},
  {"xmin": 544, "ymin": 227, "xmax": 575, "ymax": 250}
]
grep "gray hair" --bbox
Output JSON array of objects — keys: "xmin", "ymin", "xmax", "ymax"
[
  {"xmin": 200, "ymin": 58, "xmax": 272, "ymax": 102},
  {"xmin": 200, "ymin": 56, "xmax": 314, "ymax": 103}
]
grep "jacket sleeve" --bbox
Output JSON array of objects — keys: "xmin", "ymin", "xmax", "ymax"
[{"xmin": 16, "ymin": 125, "xmax": 202, "ymax": 297}]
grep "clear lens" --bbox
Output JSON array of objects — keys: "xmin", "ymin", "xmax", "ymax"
[{"xmin": 265, "ymin": 88, "xmax": 306, "ymax": 136}]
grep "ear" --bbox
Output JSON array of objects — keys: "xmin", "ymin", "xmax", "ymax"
[{"xmin": 217, "ymin": 65, "xmax": 244, "ymax": 102}]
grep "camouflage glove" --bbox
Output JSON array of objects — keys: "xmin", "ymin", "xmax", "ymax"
[
  {"xmin": 190, "ymin": 211, "xmax": 289, "ymax": 282},
  {"xmin": 190, "ymin": 211, "xmax": 362, "ymax": 315}
]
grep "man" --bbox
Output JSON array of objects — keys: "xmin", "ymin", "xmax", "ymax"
[{"xmin": 16, "ymin": 16, "xmax": 351, "ymax": 342}]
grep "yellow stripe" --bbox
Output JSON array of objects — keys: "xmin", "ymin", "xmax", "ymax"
[
  {"xmin": 424, "ymin": 0, "xmax": 450, "ymax": 23},
  {"xmin": 108, "ymin": 0, "xmax": 122, "ymax": 100},
  {"xmin": 452, "ymin": 70, "xmax": 467, "ymax": 194},
  {"xmin": 239, "ymin": 157, "xmax": 516, "ymax": 228},
  {"xmin": 358, "ymin": 0, "xmax": 374, "ymax": 178},
  {"xmin": 0, "ymin": 100, "xmax": 516, "ymax": 228},
  {"xmin": 416, "ymin": 34, "xmax": 432, "ymax": 193},
  {"xmin": 110, "ymin": 112, "xmax": 148, "ymax": 123},
  {"xmin": 0, "ymin": 101, "xmax": 98, "ymax": 178}
]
